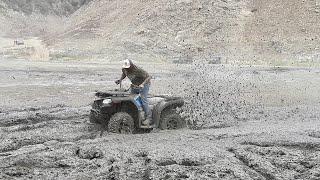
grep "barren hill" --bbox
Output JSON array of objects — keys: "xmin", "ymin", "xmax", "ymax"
[
  {"xmin": 0, "ymin": 0, "xmax": 91, "ymax": 16},
  {"xmin": 1, "ymin": 0, "xmax": 320, "ymax": 65},
  {"xmin": 244, "ymin": 0, "xmax": 320, "ymax": 65},
  {"xmin": 48, "ymin": 0, "xmax": 247, "ymax": 63},
  {"xmin": 47, "ymin": 0, "xmax": 320, "ymax": 65},
  {"xmin": 0, "ymin": 0, "xmax": 91, "ymax": 37}
]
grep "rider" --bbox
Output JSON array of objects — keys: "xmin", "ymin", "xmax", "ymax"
[{"xmin": 115, "ymin": 59, "xmax": 152, "ymax": 125}]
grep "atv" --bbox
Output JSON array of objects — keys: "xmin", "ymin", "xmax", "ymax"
[{"xmin": 89, "ymin": 86, "xmax": 186, "ymax": 134}]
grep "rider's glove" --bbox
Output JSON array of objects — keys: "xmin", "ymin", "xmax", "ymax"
[{"xmin": 115, "ymin": 79, "xmax": 121, "ymax": 85}]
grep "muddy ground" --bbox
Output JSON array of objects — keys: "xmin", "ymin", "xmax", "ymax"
[{"xmin": 0, "ymin": 59, "xmax": 320, "ymax": 179}]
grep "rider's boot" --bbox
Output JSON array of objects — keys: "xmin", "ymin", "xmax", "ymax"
[{"xmin": 142, "ymin": 116, "xmax": 152, "ymax": 126}]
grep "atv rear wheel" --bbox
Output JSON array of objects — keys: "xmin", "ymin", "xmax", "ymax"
[
  {"xmin": 108, "ymin": 112, "xmax": 135, "ymax": 134},
  {"xmin": 160, "ymin": 109, "xmax": 186, "ymax": 130}
]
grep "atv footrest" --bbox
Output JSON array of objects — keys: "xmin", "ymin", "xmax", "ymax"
[{"xmin": 140, "ymin": 125, "xmax": 154, "ymax": 129}]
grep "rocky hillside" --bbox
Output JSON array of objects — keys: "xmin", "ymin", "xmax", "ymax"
[
  {"xmin": 1, "ymin": 0, "xmax": 320, "ymax": 65},
  {"xmin": 0, "ymin": 0, "xmax": 91, "ymax": 37},
  {"xmin": 243, "ymin": 0, "xmax": 320, "ymax": 65},
  {"xmin": 47, "ymin": 0, "xmax": 320, "ymax": 65},
  {"xmin": 0, "ymin": 0, "xmax": 91, "ymax": 16},
  {"xmin": 48, "ymin": 0, "xmax": 246, "ymax": 62}
]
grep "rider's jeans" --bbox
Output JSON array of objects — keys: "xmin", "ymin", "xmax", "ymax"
[{"xmin": 131, "ymin": 84, "xmax": 152, "ymax": 120}]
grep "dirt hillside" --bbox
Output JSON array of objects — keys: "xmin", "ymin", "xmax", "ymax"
[
  {"xmin": 0, "ymin": 0, "xmax": 91, "ymax": 16},
  {"xmin": 1, "ymin": 0, "xmax": 319, "ymax": 65},
  {"xmin": 48, "ymin": 0, "xmax": 247, "ymax": 62},
  {"xmin": 244, "ymin": 0, "xmax": 320, "ymax": 65},
  {"xmin": 47, "ymin": 0, "xmax": 320, "ymax": 65},
  {"xmin": 0, "ymin": 0, "xmax": 91, "ymax": 37}
]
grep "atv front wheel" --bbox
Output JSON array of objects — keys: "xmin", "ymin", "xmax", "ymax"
[
  {"xmin": 108, "ymin": 112, "xmax": 135, "ymax": 134},
  {"xmin": 89, "ymin": 110, "xmax": 98, "ymax": 123},
  {"xmin": 160, "ymin": 109, "xmax": 186, "ymax": 130}
]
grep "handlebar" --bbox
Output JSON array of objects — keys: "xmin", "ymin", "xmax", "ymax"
[{"xmin": 116, "ymin": 82, "xmax": 142, "ymax": 93}]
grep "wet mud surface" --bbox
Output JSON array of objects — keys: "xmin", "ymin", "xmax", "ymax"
[{"xmin": 0, "ymin": 59, "xmax": 320, "ymax": 179}]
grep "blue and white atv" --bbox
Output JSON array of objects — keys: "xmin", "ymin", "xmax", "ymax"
[{"xmin": 89, "ymin": 87, "xmax": 185, "ymax": 134}]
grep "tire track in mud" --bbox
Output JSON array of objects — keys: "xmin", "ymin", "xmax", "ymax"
[
  {"xmin": 228, "ymin": 147, "xmax": 278, "ymax": 180},
  {"xmin": 0, "ymin": 121, "xmax": 99, "ymax": 154},
  {"xmin": 0, "ymin": 105, "xmax": 101, "ymax": 154},
  {"xmin": 1, "ymin": 123, "xmax": 320, "ymax": 179},
  {"xmin": 0, "ymin": 105, "xmax": 90, "ymax": 127},
  {"xmin": 228, "ymin": 135, "xmax": 320, "ymax": 180}
]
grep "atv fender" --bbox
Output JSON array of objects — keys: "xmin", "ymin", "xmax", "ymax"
[{"xmin": 153, "ymin": 98, "xmax": 184, "ymax": 128}]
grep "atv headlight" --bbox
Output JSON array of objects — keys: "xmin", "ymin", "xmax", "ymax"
[{"xmin": 102, "ymin": 99, "xmax": 112, "ymax": 104}]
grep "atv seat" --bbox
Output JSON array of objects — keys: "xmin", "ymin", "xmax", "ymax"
[
  {"xmin": 148, "ymin": 97, "xmax": 165, "ymax": 110},
  {"xmin": 148, "ymin": 97, "xmax": 165, "ymax": 105}
]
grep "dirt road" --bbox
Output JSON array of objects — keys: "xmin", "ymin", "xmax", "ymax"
[{"xmin": 0, "ymin": 59, "xmax": 320, "ymax": 179}]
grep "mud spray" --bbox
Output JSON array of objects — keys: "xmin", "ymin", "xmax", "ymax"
[{"xmin": 162, "ymin": 61, "xmax": 263, "ymax": 130}]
